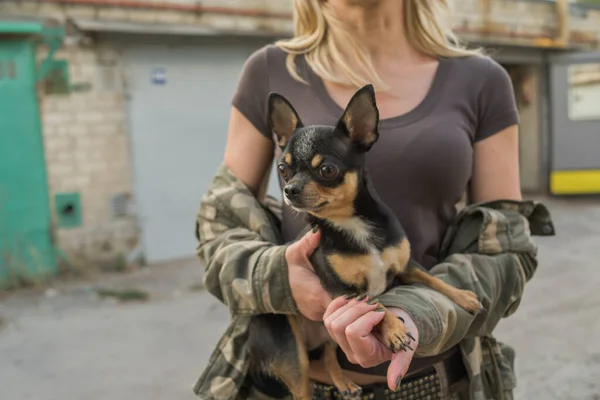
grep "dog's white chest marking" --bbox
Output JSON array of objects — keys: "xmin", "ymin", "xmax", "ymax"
[
  {"xmin": 328, "ymin": 217, "xmax": 390, "ymax": 297},
  {"xmin": 367, "ymin": 250, "xmax": 388, "ymax": 297},
  {"xmin": 328, "ymin": 217, "xmax": 372, "ymax": 250}
]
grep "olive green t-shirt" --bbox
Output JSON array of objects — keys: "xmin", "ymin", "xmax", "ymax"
[{"xmin": 231, "ymin": 44, "xmax": 519, "ymax": 376}]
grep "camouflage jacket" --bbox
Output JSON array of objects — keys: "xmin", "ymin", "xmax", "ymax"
[{"xmin": 193, "ymin": 163, "xmax": 555, "ymax": 400}]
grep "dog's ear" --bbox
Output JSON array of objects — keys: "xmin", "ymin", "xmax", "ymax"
[
  {"xmin": 268, "ymin": 92, "xmax": 303, "ymax": 150},
  {"xmin": 336, "ymin": 84, "xmax": 379, "ymax": 151}
]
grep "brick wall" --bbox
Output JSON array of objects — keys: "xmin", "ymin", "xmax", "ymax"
[{"xmin": 38, "ymin": 42, "xmax": 139, "ymax": 270}]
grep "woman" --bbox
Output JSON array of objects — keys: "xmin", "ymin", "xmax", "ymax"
[{"xmin": 193, "ymin": 0, "xmax": 554, "ymax": 399}]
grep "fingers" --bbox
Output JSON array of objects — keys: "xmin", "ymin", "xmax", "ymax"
[
  {"xmin": 323, "ymin": 295, "xmax": 351, "ymax": 321},
  {"xmin": 324, "ymin": 298, "xmax": 359, "ymax": 328},
  {"xmin": 287, "ymin": 229, "xmax": 321, "ymax": 268},
  {"xmin": 345, "ymin": 310, "xmax": 388, "ymax": 368},
  {"xmin": 324, "ymin": 299, "xmax": 379, "ymax": 360},
  {"xmin": 387, "ymin": 349, "xmax": 415, "ymax": 391},
  {"xmin": 298, "ymin": 228, "xmax": 320, "ymax": 251},
  {"xmin": 302, "ymin": 228, "xmax": 321, "ymax": 255},
  {"xmin": 324, "ymin": 294, "xmax": 371, "ymax": 323}
]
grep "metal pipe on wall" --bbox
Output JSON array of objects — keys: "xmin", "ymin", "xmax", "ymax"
[{"xmin": 555, "ymin": 0, "xmax": 569, "ymax": 47}]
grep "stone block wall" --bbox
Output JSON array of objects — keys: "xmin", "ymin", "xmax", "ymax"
[{"xmin": 37, "ymin": 41, "xmax": 138, "ymax": 270}]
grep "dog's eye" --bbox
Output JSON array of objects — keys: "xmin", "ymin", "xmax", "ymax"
[
  {"xmin": 277, "ymin": 163, "xmax": 289, "ymax": 179},
  {"xmin": 319, "ymin": 164, "xmax": 338, "ymax": 179}
]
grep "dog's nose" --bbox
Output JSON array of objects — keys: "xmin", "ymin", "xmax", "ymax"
[{"xmin": 284, "ymin": 184, "xmax": 301, "ymax": 199}]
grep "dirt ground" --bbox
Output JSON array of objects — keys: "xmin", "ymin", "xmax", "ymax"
[{"xmin": 1, "ymin": 196, "xmax": 599, "ymax": 400}]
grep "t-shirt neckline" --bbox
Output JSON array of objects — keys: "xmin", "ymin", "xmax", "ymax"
[{"xmin": 302, "ymin": 55, "xmax": 452, "ymax": 129}]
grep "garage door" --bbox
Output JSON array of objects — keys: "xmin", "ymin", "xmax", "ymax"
[
  {"xmin": 124, "ymin": 39, "xmax": 281, "ymax": 264},
  {"xmin": 548, "ymin": 50, "xmax": 600, "ymax": 195}
]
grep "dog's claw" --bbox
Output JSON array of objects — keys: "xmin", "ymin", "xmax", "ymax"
[
  {"xmin": 394, "ymin": 335, "xmax": 407, "ymax": 350},
  {"xmin": 382, "ymin": 316, "xmax": 416, "ymax": 355},
  {"xmin": 338, "ymin": 382, "xmax": 362, "ymax": 399},
  {"xmin": 470, "ymin": 305, "xmax": 486, "ymax": 315},
  {"xmin": 390, "ymin": 333, "xmax": 415, "ymax": 352}
]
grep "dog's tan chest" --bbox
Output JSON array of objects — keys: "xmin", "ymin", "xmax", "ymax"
[
  {"xmin": 326, "ymin": 238, "xmax": 411, "ymax": 297},
  {"xmin": 381, "ymin": 238, "xmax": 411, "ymax": 275}
]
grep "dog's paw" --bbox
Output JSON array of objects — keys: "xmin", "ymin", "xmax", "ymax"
[
  {"xmin": 379, "ymin": 312, "xmax": 414, "ymax": 353},
  {"xmin": 454, "ymin": 289, "xmax": 485, "ymax": 314},
  {"xmin": 338, "ymin": 380, "xmax": 362, "ymax": 400}
]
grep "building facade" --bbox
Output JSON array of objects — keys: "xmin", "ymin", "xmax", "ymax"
[{"xmin": 1, "ymin": 0, "xmax": 599, "ymax": 284}]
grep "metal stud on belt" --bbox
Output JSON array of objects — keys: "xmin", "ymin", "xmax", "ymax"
[{"xmin": 312, "ymin": 373, "xmax": 443, "ymax": 400}]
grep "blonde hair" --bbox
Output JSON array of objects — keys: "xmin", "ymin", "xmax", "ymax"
[{"xmin": 275, "ymin": 0, "xmax": 483, "ymax": 91}]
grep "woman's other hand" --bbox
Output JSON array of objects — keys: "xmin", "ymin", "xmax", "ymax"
[
  {"xmin": 287, "ymin": 229, "xmax": 332, "ymax": 321},
  {"xmin": 323, "ymin": 296, "xmax": 420, "ymax": 391}
]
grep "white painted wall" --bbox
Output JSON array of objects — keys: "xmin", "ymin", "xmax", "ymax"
[{"xmin": 123, "ymin": 40, "xmax": 280, "ymax": 264}]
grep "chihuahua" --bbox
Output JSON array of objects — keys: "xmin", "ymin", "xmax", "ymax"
[{"xmin": 247, "ymin": 85, "xmax": 483, "ymax": 400}]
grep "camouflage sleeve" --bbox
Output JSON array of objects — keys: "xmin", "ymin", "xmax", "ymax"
[
  {"xmin": 196, "ymin": 164, "xmax": 298, "ymax": 316},
  {"xmin": 378, "ymin": 201, "xmax": 555, "ymax": 357}
]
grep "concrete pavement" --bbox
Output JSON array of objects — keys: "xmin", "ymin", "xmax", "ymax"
[{"xmin": 0, "ymin": 197, "xmax": 599, "ymax": 400}]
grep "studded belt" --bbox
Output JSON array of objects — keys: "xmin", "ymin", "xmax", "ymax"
[{"xmin": 311, "ymin": 351, "xmax": 467, "ymax": 400}]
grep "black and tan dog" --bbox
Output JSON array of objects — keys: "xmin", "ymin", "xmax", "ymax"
[{"xmin": 247, "ymin": 85, "xmax": 482, "ymax": 400}]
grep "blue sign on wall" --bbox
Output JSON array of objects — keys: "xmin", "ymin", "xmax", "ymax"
[{"xmin": 151, "ymin": 67, "xmax": 166, "ymax": 85}]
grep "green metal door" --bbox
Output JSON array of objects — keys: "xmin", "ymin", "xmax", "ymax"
[{"xmin": 0, "ymin": 38, "xmax": 55, "ymax": 286}]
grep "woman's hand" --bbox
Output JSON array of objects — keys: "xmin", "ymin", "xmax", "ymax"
[
  {"xmin": 287, "ymin": 229, "xmax": 332, "ymax": 321},
  {"xmin": 323, "ymin": 296, "xmax": 420, "ymax": 391}
]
